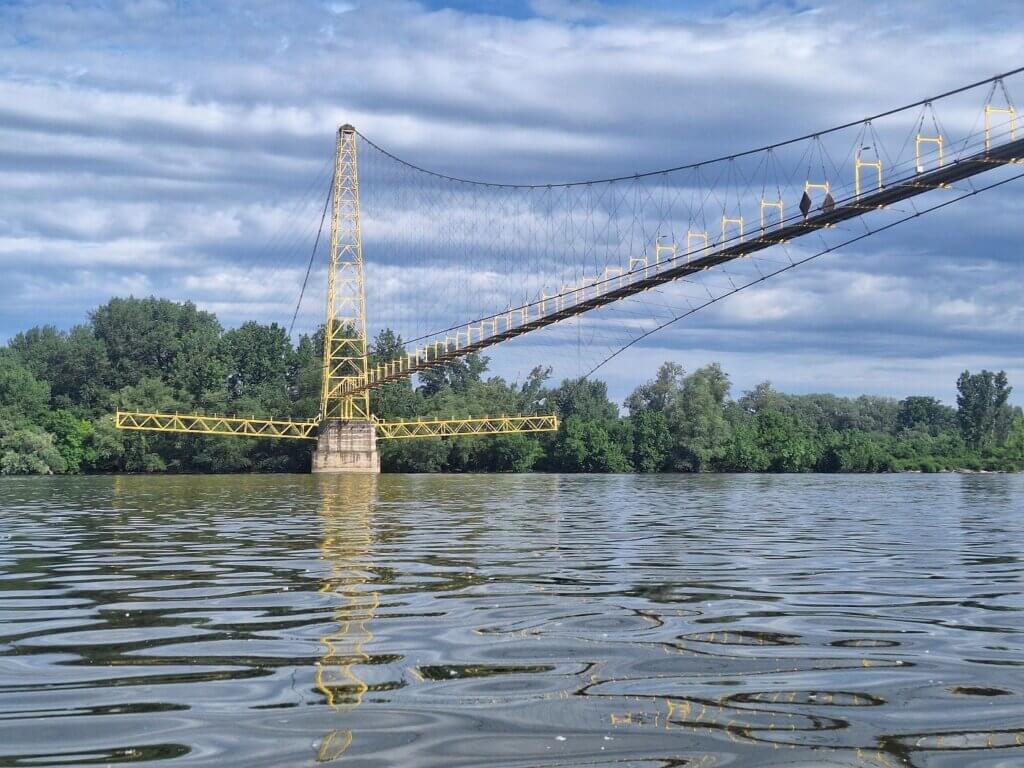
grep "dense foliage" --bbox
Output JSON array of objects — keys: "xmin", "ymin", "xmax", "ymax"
[{"xmin": 1, "ymin": 297, "xmax": 1022, "ymax": 475}]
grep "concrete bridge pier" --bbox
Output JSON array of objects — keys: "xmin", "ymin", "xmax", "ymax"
[{"xmin": 312, "ymin": 419, "xmax": 380, "ymax": 474}]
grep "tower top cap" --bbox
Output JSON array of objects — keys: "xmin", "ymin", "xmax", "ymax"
[{"xmin": 340, "ymin": 123, "xmax": 356, "ymax": 133}]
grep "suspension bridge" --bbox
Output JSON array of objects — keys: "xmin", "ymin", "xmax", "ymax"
[{"xmin": 116, "ymin": 67, "xmax": 1024, "ymax": 472}]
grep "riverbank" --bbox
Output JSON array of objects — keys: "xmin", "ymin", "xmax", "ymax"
[{"xmin": 2, "ymin": 297, "xmax": 1022, "ymax": 475}]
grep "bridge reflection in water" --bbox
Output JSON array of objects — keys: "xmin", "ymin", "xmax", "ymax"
[{"xmin": 314, "ymin": 475, "xmax": 379, "ymax": 763}]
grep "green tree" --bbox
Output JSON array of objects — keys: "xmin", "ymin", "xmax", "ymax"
[
  {"xmin": 380, "ymin": 437, "xmax": 449, "ymax": 472},
  {"xmin": 418, "ymin": 352, "xmax": 489, "ymax": 396},
  {"xmin": 543, "ymin": 378, "xmax": 630, "ymax": 472},
  {"xmin": 851, "ymin": 396, "xmax": 900, "ymax": 434},
  {"xmin": 288, "ymin": 332, "xmax": 324, "ymax": 419},
  {"xmin": 625, "ymin": 362, "xmax": 685, "ymax": 414},
  {"xmin": 112, "ymin": 377, "xmax": 188, "ymax": 472},
  {"xmin": 369, "ymin": 329, "xmax": 421, "ymax": 420},
  {"xmin": 42, "ymin": 410, "xmax": 94, "ymax": 473},
  {"xmin": 189, "ymin": 436, "xmax": 256, "ymax": 473},
  {"xmin": 86, "ymin": 417, "xmax": 127, "ymax": 472},
  {"xmin": 548, "ymin": 415, "xmax": 630, "ymax": 472},
  {"xmin": 896, "ymin": 396, "xmax": 955, "ymax": 435},
  {"xmin": 551, "ymin": 378, "xmax": 620, "ymax": 423},
  {"xmin": 0, "ymin": 424, "xmax": 66, "ymax": 475},
  {"xmin": 8, "ymin": 325, "xmax": 113, "ymax": 413},
  {"xmin": 7, "ymin": 325, "xmax": 65, "ymax": 379},
  {"xmin": 91, "ymin": 296, "xmax": 223, "ymax": 389},
  {"xmin": 956, "ymin": 369, "xmax": 1012, "ymax": 450},
  {"xmin": 819, "ymin": 430, "xmax": 893, "ymax": 472},
  {"xmin": 629, "ymin": 409, "xmax": 672, "ymax": 472},
  {"xmin": 890, "ymin": 428, "xmax": 970, "ymax": 472},
  {"xmin": 723, "ymin": 418, "xmax": 769, "ymax": 472},
  {"xmin": 997, "ymin": 415, "xmax": 1024, "ymax": 470},
  {"xmin": 736, "ymin": 380, "xmax": 782, "ymax": 415},
  {"xmin": 172, "ymin": 322, "xmax": 228, "ymax": 404},
  {"xmin": 753, "ymin": 409, "xmax": 819, "ymax": 472},
  {"xmin": 221, "ymin": 321, "xmax": 292, "ymax": 398},
  {"xmin": 668, "ymin": 364, "xmax": 732, "ymax": 471},
  {"xmin": 0, "ymin": 355, "xmax": 51, "ymax": 423},
  {"xmin": 478, "ymin": 433, "xmax": 544, "ymax": 472},
  {"xmin": 518, "ymin": 366, "xmax": 553, "ymax": 413}
]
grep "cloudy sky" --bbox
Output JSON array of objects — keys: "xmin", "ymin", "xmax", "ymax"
[{"xmin": 1, "ymin": 0, "xmax": 1022, "ymax": 405}]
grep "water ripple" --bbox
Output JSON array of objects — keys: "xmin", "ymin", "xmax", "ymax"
[{"xmin": 0, "ymin": 473, "xmax": 1022, "ymax": 766}]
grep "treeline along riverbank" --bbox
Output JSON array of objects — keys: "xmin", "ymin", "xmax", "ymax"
[{"xmin": 1, "ymin": 297, "xmax": 1021, "ymax": 475}]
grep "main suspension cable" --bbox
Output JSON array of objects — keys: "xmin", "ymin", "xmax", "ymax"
[{"xmin": 287, "ymin": 173, "xmax": 334, "ymax": 338}]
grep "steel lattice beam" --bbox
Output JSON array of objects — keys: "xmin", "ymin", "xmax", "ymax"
[
  {"xmin": 115, "ymin": 411, "xmax": 559, "ymax": 441},
  {"xmin": 373, "ymin": 415, "xmax": 558, "ymax": 440},
  {"xmin": 115, "ymin": 411, "xmax": 321, "ymax": 440}
]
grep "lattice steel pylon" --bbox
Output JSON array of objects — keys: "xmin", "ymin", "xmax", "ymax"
[
  {"xmin": 114, "ymin": 124, "xmax": 558, "ymax": 461},
  {"xmin": 321, "ymin": 126, "xmax": 371, "ymax": 422}
]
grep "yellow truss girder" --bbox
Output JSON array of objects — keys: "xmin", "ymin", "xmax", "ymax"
[
  {"xmin": 114, "ymin": 411, "xmax": 320, "ymax": 440},
  {"xmin": 114, "ymin": 411, "xmax": 558, "ymax": 441},
  {"xmin": 372, "ymin": 414, "xmax": 558, "ymax": 440}
]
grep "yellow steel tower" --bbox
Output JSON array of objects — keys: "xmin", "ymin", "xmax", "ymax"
[
  {"xmin": 322, "ymin": 125, "xmax": 371, "ymax": 422},
  {"xmin": 114, "ymin": 124, "xmax": 558, "ymax": 472}
]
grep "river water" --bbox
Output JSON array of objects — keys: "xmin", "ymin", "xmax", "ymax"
[{"xmin": 1, "ymin": 474, "xmax": 1022, "ymax": 767}]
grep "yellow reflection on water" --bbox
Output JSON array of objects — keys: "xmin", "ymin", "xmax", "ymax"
[{"xmin": 314, "ymin": 474, "xmax": 379, "ymax": 763}]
